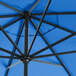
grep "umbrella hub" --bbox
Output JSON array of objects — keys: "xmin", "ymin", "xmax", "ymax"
[
  {"xmin": 22, "ymin": 56, "xmax": 31, "ymax": 63},
  {"xmin": 26, "ymin": 57, "xmax": 31, "ymax": 62},
  {"xmin": 23, "ymin": 11, "xmax": 30, "ymax": 18}
]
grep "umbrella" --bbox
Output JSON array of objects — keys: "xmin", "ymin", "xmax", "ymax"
[{"xmin": 0, "ymin": 0, "xmax": 76, "ymax": 76}]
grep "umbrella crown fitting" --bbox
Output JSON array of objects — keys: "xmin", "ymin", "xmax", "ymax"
[
  {"xmin": 22, "ymin": 56, "xmax": 31, "ymax": 63},
  {"xmin": 23, "ymin": 11, "xmax": 30, "ymax": 18}
]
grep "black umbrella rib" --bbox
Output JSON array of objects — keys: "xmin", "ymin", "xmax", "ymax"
[
  {"xmin": 29, "ymin": 19, "xmax": 72, "ymax": 76},
  {"xmin": 28, "ymin": 0, "xmax": 52, "ymax": 54},
  {"xmin": 0, "ymin": 1, "xmax": 24, "ymax": 15},
  {"xmin": 33, "ymin": 50, "xmax": 76, "ymax": 59},
  {"xmin": 5, "ymin": 20, "xmax": 25, "ymax": 76},
  {"xmin": 31, "ymin": 16, "xmax": 75, "ymax": 34},
  {"xmin": 0, "ymin": 14, "xmax": 22, "ymax": 18},
  {"xmin": 0, "ymin": 56, "xmax": 20, "ymax": 59},
  {"xmin": 31, "ymin": 12, "xmax": 76, "ymax": 15},
  {"xmin": 30, "ymin": 34, "xmax": 74, "ymax": 57},
  {"xmin": 1, "ymin": 17, "xmax": 23, "ymax": 30},
  {"xmin": 0, "ymin": 25, "xmax": 24, "ymax": 56},
  {"xmin": 0, "ymin": 48, "xmax": 20, "ymax": 57}
]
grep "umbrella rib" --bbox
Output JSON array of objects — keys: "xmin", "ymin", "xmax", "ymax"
[
  {"xmin": 29, "ymin": 0, "xmax": 40, "ymax": 13},
  {"xmin": 28, "ymin": 0, "xmax": 52, "ymax": 55},
  {"xmin": 0, "ymin": 14, "xmax": 22, "ymax": 18},
  {"xmin": 0, "ymin": 25, "xmax": 24, "ymax": 56},
  {"xmin": 7, "ymin": 61, "xmax": 22, "ymax": 69},
  {"xmin": 29, "ymin": 18, "xmax": 72, "ymax": 76},
  {"xmin": 0, "ymin": 1, "xmax": 24, "ymax": 15},
  {"xmin": 5, "ymin": 20, "xmax": 25, "ymax": 76},
  {"xmin": 0, "ymin": 56, "xmax": 20, "ymax": 59},
  {"xmin": 32, "ymin": 50, "xmax": 76, "ymax": 59},
  {"xmin": 31, "ymin": 12, "xmax": 76, "ymax": 15},
  {"xmin": 31, "ymin": 16, "xmax": 75, "ymax": 34},
  {"xmin": 1, "ymin": 17, "xmax": 23, "ymax": 30},
  {"xmin": 0, "ymin": 47, "xmax": 20, "ymax": 57},
  {"xmin": 31, "ymin": 59, "xmax": 62, "ymax": 67}
]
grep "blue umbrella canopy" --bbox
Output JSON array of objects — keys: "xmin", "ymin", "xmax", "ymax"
[{"xmin": 0, "ymin": 0, "xmax": 76, "ymax": 76}]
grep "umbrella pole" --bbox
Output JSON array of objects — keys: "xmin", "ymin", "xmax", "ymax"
[
  {"xmin": 24, "ymin": 13, "xmax": 29, "ymax": 76},
  {"xmin": 24, "ymin": 61, "xmax": 28, "ymax": 76}
]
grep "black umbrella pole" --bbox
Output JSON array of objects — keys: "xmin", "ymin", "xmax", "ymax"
[
  {"xmin": 24, "ymin": 61, "xmax": 28, "ymax": 76},
  {"xmin": 24, "ymin": 14, "xmax": 29, "ymax": 76}
]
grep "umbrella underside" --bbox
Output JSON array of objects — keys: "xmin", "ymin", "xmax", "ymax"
[{"xmin": 0, "ymin": 0, "xmax": 76, "ymax": 76}]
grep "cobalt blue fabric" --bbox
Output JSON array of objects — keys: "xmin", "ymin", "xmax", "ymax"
[{"xmin": 0, "ymin": 0, "xmax": 76, "ymax": 76}]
